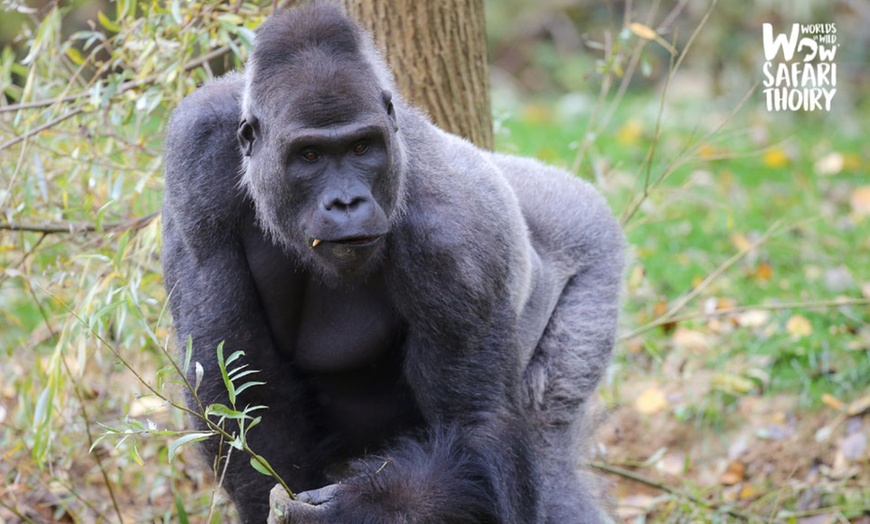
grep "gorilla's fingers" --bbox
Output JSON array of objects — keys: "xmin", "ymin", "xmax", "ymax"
[{"xmin": 296, "ymin": 484, "xmax": 339, "ymax": 505}]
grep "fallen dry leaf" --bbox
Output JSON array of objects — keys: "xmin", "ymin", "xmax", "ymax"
[
  {"xmin": 712, "ymin": 373, "xmax": 756, "ymax": 395},
  {"xmin": 615, "ymin": 495, "xmax": 658, "ymax": 519},
  {"xmin": 652, "ymin": 299, "xmax": 676, "ymax": 333},
  {"xmin": 635, "ymin": 387, "xmax": 669, "ymax": 415},
  {"xmin": 851, "ymin": 186, "xmax": 870, "ymax": 216},
  {"xmin": 739, "ymin": 483, "xmax": 760, "ymax": 500},
  {"xmin": 628, "ymin": 265, "xmax": 645, "ymax": 289},
  {"xmin": 821, "ymin": 393, "xmax": 844, "ymax": 411},
  {"xmin": 736, "ymin": 309, "xmax": 771, "ymax": 328},
  {"xmin": 656, "ymin": 452, "xmax": 687, "ymax": 476},
  {"xmin": 846, "ymin": 395, "xmax": 870, "ymax": 417},
  {"xmin": 720, "ymin": 460, "xmax": 746, "ymax": 485},
  {"xmin": 628, "ymin": 22, "xmax": 658, "ymax": 40},
  {"xmin": 698, "ymin": 143, "xmax": 719, "ymax": 159},
  {"xmin": 762, "ymin": 147, "xmax": 789, "ymax": 168},
  {"xmin": 786, "ymin": 315, "xmax": 813, "ymax": 338},
  {"xmin": 672, "ymin": 328, "xmax": 710, "ymax": 352},
  {"xmin": 814, "ymin": 151, "xmax": 844, "ymax": 176},
  {"xmin": 626, "ymin": 22, "xmax": 677, "ymax": 55},
  {"xmin": 617, "ymin": 119, "xmax": 643, "ymax": 145},
  {"xmin": 755, "ymin": 262, "xmax": 773, "ymax": 281},
  {"xmin": 731, "ymin": 233, "xmax": 751, "ymax": 252}
]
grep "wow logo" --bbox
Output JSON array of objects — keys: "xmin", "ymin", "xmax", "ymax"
[{"xmin": 762, "ymin": 23, "xmax": 838, "ymax": 112}]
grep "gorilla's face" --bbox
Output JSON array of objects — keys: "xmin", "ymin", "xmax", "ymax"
[{"xmin": 239, "ymin": 57, "xmax": 402, "ymax": 285}]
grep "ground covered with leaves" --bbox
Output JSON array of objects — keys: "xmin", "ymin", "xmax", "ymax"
[{"xmin": 1, "ymin": 2, "xmax": 868, "ymax": 523}]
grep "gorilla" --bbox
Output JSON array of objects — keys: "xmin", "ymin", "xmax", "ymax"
[{"xmin": 162, "ymin": 4, "xmax": 623, "ymax": 523}]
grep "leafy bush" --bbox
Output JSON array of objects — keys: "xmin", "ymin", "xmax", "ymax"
[{"xmin": 1, "ymin": 2, "xmax": 269, "ymax": 520}]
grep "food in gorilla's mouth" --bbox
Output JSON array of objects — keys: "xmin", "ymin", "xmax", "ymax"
[{"xmin": 311, "ymin": 235, "xmax": 380, "ymax": 248}]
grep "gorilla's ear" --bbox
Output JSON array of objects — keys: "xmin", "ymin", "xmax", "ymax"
[
  {"xmin": 382, "ymin": 90, "xmax": 398, "ymax": 132},
  {"xmin": 237, "ymin": 116, "xmax": 259, "ymax": 157}
]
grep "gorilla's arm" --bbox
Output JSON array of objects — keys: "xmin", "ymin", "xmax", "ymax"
[
  {"xmin": 162, "ymin": 76, "xmax": 322, "ymax": 521},
  {"xmin": 497, "ymin": 155, "xmax": 625, "ymax": 413},
  {"xmin": 496, "ymin": 156, "xmax": 624, "ymax": 522}
]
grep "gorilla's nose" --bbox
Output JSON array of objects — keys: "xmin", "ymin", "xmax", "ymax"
[
  {"xmin": 320, "ymin": 191, "xmax": 376, "ymax": 228},
  {"xmin": 323, "ymin": 193, "xmax": 368, "ymax": 213}
]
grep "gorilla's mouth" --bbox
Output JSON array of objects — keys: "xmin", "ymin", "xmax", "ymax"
[{"xmin": 310, "ymin": 235, "xmax": 381, "ymax": 248}]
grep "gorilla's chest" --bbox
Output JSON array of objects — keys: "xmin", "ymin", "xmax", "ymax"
[
  {"xmin": 244, "ymin": 231, "xmax": 404, "ymax": 374},
  {"xmin": 292, "ymin": 278, "xmax": 403, "ymax": 373}
]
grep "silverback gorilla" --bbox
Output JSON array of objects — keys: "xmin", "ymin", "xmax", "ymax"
[{"xmin": 162, "ymin": 4, "xmax": 623, "ymax": 523}]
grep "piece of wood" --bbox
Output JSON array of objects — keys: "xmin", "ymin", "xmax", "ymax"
[{"xmin": 340, "ymin": 0, "xmax": 494, "ymax": 150}]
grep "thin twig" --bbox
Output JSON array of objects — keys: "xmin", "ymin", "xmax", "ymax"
[
  {"xmin": 0, "ymin": 499, "xmax": 40, "ymax": 524},
  {"xmin": 0, "ymin": 213, "xmax": 158, "ymax": 235},
  {"xmin": 622, "ymin": 297, "xmax": 870, "ymax": 341},
  {"xmin": 590, "ymin": 461, "xmax": 754, "ymax": 521},
  {"xmin": 659, "ymin": 219, "xmax": 785, "ymax": 323},
  {"xmin": 0, "ymin": 233, "xmax": 47, "ymax": 289},
  {"xmin": 59, "ymin": 357, "xmax": 124, "ymax": 523},
  {"xmin": 0, "ymin": 107, "xmax": 84, "ymax": 152},
  {"xmin": 620, "ymin": 0, "xmax": 719, "ymax": 226}
]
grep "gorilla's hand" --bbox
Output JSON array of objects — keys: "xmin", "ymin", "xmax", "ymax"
[{"xmin": 267, "ymin": 484, "xmax": 340, "ymax": 524}]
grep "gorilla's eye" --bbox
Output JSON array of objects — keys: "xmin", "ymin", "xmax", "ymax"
[
  {"xmin": 301, "ymin": 149, "xmax": 320, "ymax": 162},
  {"xmin": 352, "ymin": 142, "xmax": 369, "ymax": 155}
]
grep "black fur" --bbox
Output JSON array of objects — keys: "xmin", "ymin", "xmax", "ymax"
[{"xmin": 162, "ymin": 4, "xmax": 623, "ymax": 523}]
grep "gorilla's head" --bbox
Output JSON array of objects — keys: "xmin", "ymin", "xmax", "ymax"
[{"xmin": 238, "ymin": 5, "xmax": 406, "ymax": 285}]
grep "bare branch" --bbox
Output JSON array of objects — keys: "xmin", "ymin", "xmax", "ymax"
[
  {"xmin": 621, "ymin": 297, "xmax": 870, "ymax": 341},
  {"xmin": 0, "ymin": 107, "xmax": 84, "ymax": 152},
  {"xmin": 590, "ymin": 461, "xmax": 755, "ymax": 521},
  {"xmin": 0, "ymin": 213, "xmax": 158, "ymax": 235}
]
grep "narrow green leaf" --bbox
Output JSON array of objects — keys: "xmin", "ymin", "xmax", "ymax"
[
  {"xmin": 168, "ymin": 432, "xmax": 212, "ymax": 463},
  {"xmin": 246, "ymin": 416, "xmax": 262, "ymax": 432},
  {"xmin": 174, "ymin": 493, "xmax": 190, "ymax": 524},
  {"xmin": 127, "ymin": 418, "xmax": 147, "ymax": 431},
  {"xmin": 156, "ymin": 365, "xmax": 174, "ymax": 391},
  {"xmin": 170, "ymin": 0, "xmax": 183, "ymax": 25},
  {"xmin": 183, "ymin": 335, "xmax": 193, "ymax": 375},
  {"xmin": 88, "ymin": 434, "xmax": 108, "ymax": 454},
  {"xmin": 117, "ymin": 0, "xmax": 135, "ymax": 20},
  {"xmin": 235, "ymin": 381, "xmax": 266, "ymax": 397},
  {"xmin": 250, "ymin": 454, "xmax": 273, "ymax": 476},
  {"xmin": 216, "ymin": 342, "xmax": 235, "ymax": 405},
  {"xmin": 205, "ymin": 403, "xmax": 245, "ymax": 419},
  {"xmin": 33, "ymin": 384, "xmax": 54, "ymax": 430},
  {"xmin": 97, "ymin": 10, "xmax": 120, "ymax": 32},
  {"xmin": 225, "ymin": 349, "xmax": 245, "ymax": 367},
  {"xmin": 65, "ymin": 46, "xmax": 85, "ymax": 65},
  {"xmin": 130, "ymin": 442, "xmax": 143, "ymax": 466},
  {"xmin": 227, "ymin": 363, "xmax": 250, "ymax": 379}
]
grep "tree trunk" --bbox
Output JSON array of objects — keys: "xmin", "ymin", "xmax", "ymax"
[{"xmin": 339, "ymin": 0, "xmax": 493, "ymax": 150}]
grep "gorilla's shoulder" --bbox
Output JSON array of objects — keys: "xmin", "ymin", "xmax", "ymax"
[
  {"xmin": 166, "ymin": 73, "xmax": 244, "ymax": 149},
  {"xmin": 163, "ymin": 73, "xmax": 248, "ymax": 226}
]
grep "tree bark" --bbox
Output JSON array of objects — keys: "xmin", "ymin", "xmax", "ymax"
[{"xmin": 339, "ymin": 0, "xmax": 493, "ymax": 150}]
